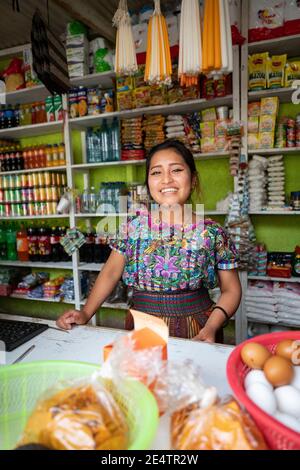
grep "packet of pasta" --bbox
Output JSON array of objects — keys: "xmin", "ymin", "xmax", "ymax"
[
  {"xmin": 248, "ymin": 53, "xmax": 269, "ymax": 91},
  {"xmin": 267, "ymin": 55, "xmax": 287, "ymax": 89}
]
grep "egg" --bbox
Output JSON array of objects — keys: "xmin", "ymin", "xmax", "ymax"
[
  {"xmin": 274, "ymin": 386, "xmax": 300, "ymax": 419},
  {"xmin": 244, "ymin": 370, "xmax": 273, "ymax": 391},
  {"xmin": 291, "ymin": 366, "xmax": 300, "ymax": 391},
  {"xmin": 247, "ymin": 383, "xmax": 277, "ymax": 415},
  {"xmin": 275, "ymin": 340, "xmax": 295, "ymax": 361},
  {"xmin": 241, "ymin": 343, "xmax": 271, "ymax": 370},
  {"xmin": 263, "ymin": 355, "xmax": 294, "ymax": 387},
  {"xmin": 274, "ymin": 411, "xmax": 300, "ymax": 433}
]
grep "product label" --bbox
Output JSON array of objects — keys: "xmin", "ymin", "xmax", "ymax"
[{"xmin": 39, "ymin": 236, "xmax": 51, "ymax": 255}]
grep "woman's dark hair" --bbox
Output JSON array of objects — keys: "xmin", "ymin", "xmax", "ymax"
[{"xmin": 145, "ymin": 140, "xmax": 201, "ymax": 198}]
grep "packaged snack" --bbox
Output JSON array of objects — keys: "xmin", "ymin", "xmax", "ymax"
[
  {"xmin": 200, "ymin": 121, "xmax": 215, "ymax": 138},
  {"xmin": 215, "ymin": 136, "xmax": 228, "ymax": 151},
  {"xmin": 285, "ymin": 60, "xmax": 300, "ymax": 88},
  {"xmin": 101, "ymin": 90, "xmax": 114, "ymax": 113},
  {"xmin": 201, "ymin": 76, "xmax": 215, "ymax": 100},
  {"xmin": 117, "ymin": 91, "xmax": 133, "ymax": 111},
  {"xmin": 260, "ymin": 97, "xmax": 279, "ymax": 116},
  {"xmin": 248, "ymin": 116, "xmax": 260, "ymax": 134},
  {"xmin": 18, "ymin": 382, "xmax": 129, "ymax": 450},
  {"xmin": 181, "ymin": 86, "xmax": 199, "ymax": 101},
  {"xmin": 214, "ymin": 76, "xmax": 226, "ymax": 98},
  {"xmin": 248, "ymin": 0, "xmax": 284, "ymax": 42},
  {"xmin": 248, "ymin": 133, "xmax": 260, "ymax": 150},
  {"xmin": 150, "ymin": 86, "xmax": 167, "ymax": 105},
  {"xmin": 248, "ymin": 101, "xmax": 261, "ymax": 117},
  {"xmin": 167, "ymin": 86, "xmax": 184, "ymax": 104},
  {"xmin": 133, "ymin": 65, "xmax": 147, "ymax": 89},
  {"xmin": 259, "ymin": 114, "xmax": 276, "ymax": 133},
  {"xmin": 267, "ymin": 55, "xmax": 287, "ymax": 89},
  {"xmin": 116, "ymin": 75, "xmax": 134, "ymax": 92},
  {"xmin": 132, "ymin": 86, "xmax": 151, "ymax": 108},
  {"xmin": 259, "ymin": 132, "xmax": 275, "ymax": 149},
  {"xmin": 202, "ymin": 107, "xmax": 217, "ymax": 122},
  {"xmin": 248, "ymin": 53, "xmax": 269, "ymax": 91},
  {"xmin": 200, "ymin": 137, "xmax": 216, "ymax": 153},
  {"xmin": 215, "ymin": 120, "xmax": 228, "ymax": 137},
  {"xmin": 171, "ymin": 398, "xmax": 268, "ymax": 450}
]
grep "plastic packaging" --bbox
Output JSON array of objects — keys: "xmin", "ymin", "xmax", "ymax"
[{"xmin": 248, "ymin": 1, "xmax": 284, "ymax": 42}]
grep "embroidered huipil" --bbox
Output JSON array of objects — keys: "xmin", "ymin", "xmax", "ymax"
[{"xmin": 109, "ymin": 211, "xmax": 239, "ymax": 292}]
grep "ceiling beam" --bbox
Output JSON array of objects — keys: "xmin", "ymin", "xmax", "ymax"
[{"xmin": 52, "ymin": 0, "xmax": 115, "ymax": 43}]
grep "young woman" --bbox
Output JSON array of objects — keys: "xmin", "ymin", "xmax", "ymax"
[{"xmin": 57, "ymin": 140, "xmax": 242, "ymax": 343}]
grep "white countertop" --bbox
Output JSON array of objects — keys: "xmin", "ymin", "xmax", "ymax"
[{"xmin": 0, "ymin": 313, "xmax": 234, "ymax": 450}]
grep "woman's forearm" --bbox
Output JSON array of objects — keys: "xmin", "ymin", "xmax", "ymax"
[
  {"xmin": 81, "ymin": 267, "xmax": 122, "ymax": 321},
  {"xmin": 205, "ymin": 289, "xmax": 242, "ymax": 332}
]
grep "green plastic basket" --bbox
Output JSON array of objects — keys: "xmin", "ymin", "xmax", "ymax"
[{"xmin": 0, "ymin": 360, "xmax": 159, "ymax": 450}]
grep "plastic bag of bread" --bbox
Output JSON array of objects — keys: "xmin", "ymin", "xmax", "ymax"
[
  {"xmin": 171, "ymin": 397, "xmax": 268, "ymax": 450},
  {"xmin": 18, "ymin": 378, "xmax": 129, "ymax": 450}
]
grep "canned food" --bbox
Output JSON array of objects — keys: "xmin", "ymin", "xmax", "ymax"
[
  {"xmin": 34, "ymin": 202, "xmax": 41, "ymax": 215},
  {"xmin": 55, "ymin": 173, "xmax": 61, "ymax": 187},
  {"xmin": 37, "ymin": 172, "xmax": 45, "ymax": 187},
  {"xmin": 21, "ymin": 174, "xmax": 28, "ymax": 188},
  {"xmin": 61, "ymin": 174, "xmax": 67, "ymax": 186},
  {"xmin": 45, "ymin": 201, "xmax": 52, "ymax": 215},
  {"xmin": 28, "ymin": 203, "xmax": 35, "ymax": 216},
  {"xmin": 15, "ymin": 189, "xmax": 22, "ymax": 203},
  {"xmin": 0, "ymin": 177, "xmax": 3, "ymax": 190},
  {"xmin": 2, "ymin": 176, "xmax": 8, "ymax": 190},
  {"xmin": 9, "ymin": 189, "xmax": 15, "ymax": 203},
  {"xmin": 39, "ymin": 187, "xmax": 46, "ymax": 202},
  {"xmin": 10, "ymin": 204, "xmax": 17, "ymax": 216},
  {"xmin": 32, "ymin": 172, "xmax": 39, "ymax": 187},
  {"xmin": 51, "ymin": 201, "xmax": 57, "ymax": 214},
  {"xmin": 8, "ymin": 175, "xmax": 14, "ymax": 189},
  {"xmin": 0, "ymin": 189, "xmax": 3, "ymax": 202},
  {"xmin": 21, "ymin": 188, "xmax": 27, "ymax": 202},
  {"xmin": 15, "ymin": 203, "xmax": 23, "ymax": 217},
  {"xmin": 40, "ymin": 201, "xmax": 47, "ymax": 215},
  {"xmin": 51, "ymin": 173, "xmax": 57, "ymax": 186},
  {"xmin": 0, "ymin": 204, "xmax": 4, "ymax": 216},
  {"xmin": 27, "ymin": 188, "xmax": 34, "ymax": 202},
  {"xmin": 51, "ymin": 186, "xmax": 58, "ymax": 201},
  {"xmin": 44, "ymin": 171, "xmax": 51, "ymax": 187},
  {"xmin": 33, "ymin": 187, "xmax": 40, "ymax": 202},
  {"xmin": 45, "ymin": 186, "xmax": 52, "ymax": 201},
  {"xmin": 21, "ymin": 203, "xmax": 28, "ymax": 216}
]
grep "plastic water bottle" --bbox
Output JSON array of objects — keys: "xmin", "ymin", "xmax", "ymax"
[
  {"xmin": 88, "ymin": 186, "xmax": 98, "ymax": 213},
  {"xmin": 93, "ymin": 128, "xmax": 102, "ymax": 162},
  {"xmin": 81, "ymin": 189, "xmax": 90, "ymax": 213},
  {"xmin": 86, "ymin": 128, "xmax": 95, "ymax": 163},
  {"xmin": 110, "ymin": 118, "xmax": 120, "ymax": 161},
  {"xmin": 101, "ymin": 119, "xmax": 109, "ymax": 162}
]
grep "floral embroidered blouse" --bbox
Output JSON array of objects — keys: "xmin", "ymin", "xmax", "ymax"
[{"xmin": 109, "ymin": 211, "xmax": 239, "ymax": 292}]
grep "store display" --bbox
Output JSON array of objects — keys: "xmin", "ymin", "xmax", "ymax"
[
  {"xmin": 86, "ymin": 119, "xmax": 120, "ymax": 163},
  {"xmin": 113, "ymin": 0, "xmax": 138, "ymax": 76}
]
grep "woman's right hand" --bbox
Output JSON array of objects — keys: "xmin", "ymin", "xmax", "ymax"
[{"xmin": 56, "ymin": 309, "xmax": 89, "ymax": 330}]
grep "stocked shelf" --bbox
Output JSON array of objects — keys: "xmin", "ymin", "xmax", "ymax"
[
  {"xmin": 70, "ymin": 71, "xmax": 115, "ymax": 89},
  {"xmin": 248, "ymin": 275, "xmax": 300, "ymax": 283},
  {"xmin": 248, "ymin": 87, "xmax": 296, "ymax": 104},
  {"xmin": 0, "ymin": 121, "xmax": 64, "ymax": 139},
  {"xmin": 5, "ymin": 85, "xmax": 50, "ymax": 106},
  {"xmin": 70, "ymin": 95, "xmax": 233, "ymax": 130},
  {"xmin": 248, "ymin": 34, "xmax": 300, "ymax": 57},
  {"xmin": 0, "ymin": 214, "xmax": 69, "ymax": 220},
  {"xmin": 72, "ymin": 160, "xmax": 145, "ymax": 170},
  {"xmin": 0, "ymin": 260, "xmax": 72, "ymax": 269},
  {"xmin": 0, "ymin": 165, "xmax": 67, "ymax": 176},
  {"xmin": 248, "ymin": 147, "xmax": 300, "ymax": 156}
]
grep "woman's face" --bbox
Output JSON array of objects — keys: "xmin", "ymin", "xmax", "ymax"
[{"xmin": 148, "ymin": 149, "xmax": 194, "ymax": 207}]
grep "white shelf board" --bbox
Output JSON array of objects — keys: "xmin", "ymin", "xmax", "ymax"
[
  {"xmin": 5, "ymin": 85, "xmax": 50, "ymax": 106},
  {"xmin": 248, "ymin": 275, "xmax": 300, "ymax": 283},
  {"xmin": 204, "ymin": 211, "xmax": 228, "ymax": 215},
  {"xmin": 6, "ymin": 294, "xmax": 75, "ymax": 304},
  {"xmin": 0, "ymin": 214, "xmax": 69, "ymax": 220},
  {"xmin": 248, "ymin": 148, "xmax": 300, "ymax": 156},
  {"xmin": 70, "ymin": 71, "xmax": 115, "ymax": 89},
  {"xmin": 78, "ymin": 263, "xmax": 104, "ymax": 271},
  {"xmin": 194, "ymin": 152, "xmax": 230, "ymax": 161},
  {"xmin": 0, "ymin": 165, "xmax": 67, "ymax": 176},
  {"xmin": 248, "ymin": 34, "xmax": 300, "ymax": 57},
  {"xmin": 249, "ymin": 211, "xmax": 300, "ymax": 216},
  {"xmin": 0, "ymin": 260, "xmax": 72, "ymax": 269},
  {"xmin": 0, "ymin": 121, "xmax": 63, "ymax": 139},
  {"xmin": 248, "ymin": 87, "xmax": 295, "ymax": 104},
  {"xmin": 70, "ymin": 95, "xmax": 233, "ymax": 130},
  {"xmin": 72, "ymin": 160, "xmax": 145, "ymax": 170}
]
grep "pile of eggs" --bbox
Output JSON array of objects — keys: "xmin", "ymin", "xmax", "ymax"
[{"xmin": 241, "ymin": 339, "xmax": 300, "ymax": 433}]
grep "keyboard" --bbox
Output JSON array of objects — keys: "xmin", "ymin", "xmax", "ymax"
[{"xmin": 0, "ymin": 319, "xmax": 49, "ymax": 352}]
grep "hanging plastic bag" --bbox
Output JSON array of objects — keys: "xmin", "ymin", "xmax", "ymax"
[
  {"xmin": 248, "ymin": 1, "xmax": 284, "ymax": 42},
  {"xmin": 3, "ymin": 58, "xmax": 25, "ymax": 92}
]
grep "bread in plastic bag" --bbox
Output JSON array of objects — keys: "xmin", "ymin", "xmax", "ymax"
[
  {"xmin": 18, "ymin": 376, "xmax": 129, "ymax": 450},
  {"xmin": 171, "ymin": 397, "xmax": 268, "ymax": 450}
]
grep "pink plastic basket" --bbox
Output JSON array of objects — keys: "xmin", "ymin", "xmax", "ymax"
[{"xmin": 227, "ymin": 331, "xmax": 300, "ymax": 450}]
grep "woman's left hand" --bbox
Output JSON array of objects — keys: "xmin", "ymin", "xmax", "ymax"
[{"xmin": 192, "ymin": 325, "xmax": 216, "ymax": 343}]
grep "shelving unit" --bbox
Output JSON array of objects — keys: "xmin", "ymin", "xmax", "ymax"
[
  {"xmin": 0, "ymin": 165, "xmax": 67, "ymax": 176},
  {"xmin": 237, "ymin": 0, "xmax": 300, "ymax": 342}
]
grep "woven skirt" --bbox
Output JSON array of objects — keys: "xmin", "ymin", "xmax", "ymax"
[{"xmin": 125, "ymin": 288, "xmax": 223, "ymax": 341}]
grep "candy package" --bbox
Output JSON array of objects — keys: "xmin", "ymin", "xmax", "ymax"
[{"xmin": 18, "ymin": 376, "xmax": 129, "ymax": 450}]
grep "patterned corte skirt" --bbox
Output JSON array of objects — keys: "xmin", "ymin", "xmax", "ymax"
[{"xmin": 125, "ymin": 287, "xmax": 223, "ymax": 342}]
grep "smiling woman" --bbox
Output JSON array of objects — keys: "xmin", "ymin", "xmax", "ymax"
[{"xmin": 57, "ymin": 140, "xmax": 241, "ymax": 344}]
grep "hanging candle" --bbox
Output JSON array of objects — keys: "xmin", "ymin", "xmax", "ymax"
[
  {"xmin": 113, "ymin": 0, "xmax": 137, "ymax": 76},
  {"xmin": 178, "ymin": 0, "xmax": 202, "ymax": 87},
  {"xmin": 144, "ymin": 0, "xmax": 172, "ymax": 85}
]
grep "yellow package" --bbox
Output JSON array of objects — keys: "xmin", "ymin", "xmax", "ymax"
[
  {"xmin": 260, "ymin": 97, "xmax": 279, "ymax": 116},
  {"xmin": 248, "ymin": 53, "xmax": 269, "ymax": 91},
  {"xmin": 285, "ymin": 60, "xmax": 300, "ymax": 88},
  {"xmin": 200, "ymin": 137, "xmax": 216, "ymax": 153},
  {"xmin": 259, "ymin": 114, "xmax": 277, "ymax": 133},
  {"xmin": 200, "ymin": 121, "xmax": 215, "ymax": 138},
  {"xmin": 248, "ymin": 101, "xmax": 261, "ymax": 117},
  {"xmin": 267, "ymin": 55, "xmax": 287, "ymax": 89},
  {"xmin": 248, "ymin": 116, "xmax": 260, "ymax": 134},
  {"xmin": 202, "ymin": 107, "xmax": 217, "ymax": 122},
  {"xmin": 248, "ymin": 133, "xmax": 260, "ymax": 150},
  {"xmin": 259, "ymin": 132, "xmax": 275, "ymax": 149}
]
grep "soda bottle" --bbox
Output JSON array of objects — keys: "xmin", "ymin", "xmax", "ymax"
[
  {"xmin": 102, "ymin": 235, "xmax": 111, "ymax": 262},
  {"xmin": 50, "ymin": 226, "xmax": 60, "ymax": 262},
  {"xmin": 27, "ymin": 226, "xmax": 39, "ymax": 261},
  {"xmin": 81, "ymin": 189, "xmax": 89, "ymax": 213},
  {"xmin": 16, "ymin": 224, "xmax": 29, "ymax": 261},
  {"xmin": 7, "ymin": 226, "xmax": 17, "ymax": 261},
  {"xmin": 38, "ymin": 224, "xmax": 51, "ymax": 262},
  {"xmin": 85, "ymin": 230, "xmax": 95, "ymax": 263},
  {"xmin": 0, "ymin": 224, "xmax": 7, "ymax": 260},
  {"xmin": 88, "ymin": 186, "xmax": 98, "ymax": 213},
  {"xmin": 94, "ymin": 232, "xmax": 102, "ymax": 263}
]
